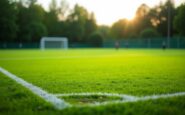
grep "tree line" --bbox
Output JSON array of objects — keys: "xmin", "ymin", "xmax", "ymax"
[{"xmin": 0, "ymin": 0, "xmax": 185, "ymax": 45}]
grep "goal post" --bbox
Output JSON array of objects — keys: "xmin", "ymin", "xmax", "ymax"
[{"xmin": 40, "ymin": 37, "xmax": 68, "ymax": 50}]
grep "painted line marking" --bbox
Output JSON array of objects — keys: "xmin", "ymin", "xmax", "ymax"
[
  {"xmin": 94, "ymin": 92, "xmax": 185, "ymax": 107},
  {"xmin": 0, "ymin": 66, "xmax": 185, "ymax": 109},
  {"xmin": 0, "ymin": 67, "xmax": 70, "ymax": 110},
  {"xmin": 55, "ymin": 92, "xmax": 185, "ymax": 107}
]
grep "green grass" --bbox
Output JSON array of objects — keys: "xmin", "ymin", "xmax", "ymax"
[
  {"xmin": 0, "ymin": 73, "xmax": 56, "ymax": 115},
  {"xmin": 0, "ymin": 49, "xmax": 185, "ymax": 114}
]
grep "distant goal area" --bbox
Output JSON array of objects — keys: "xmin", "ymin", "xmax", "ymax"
[{"xmin": 40, "ymin": 37, "xmax": 68, "ymax": 50}]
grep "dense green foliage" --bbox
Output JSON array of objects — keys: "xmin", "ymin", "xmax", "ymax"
[
  {"xmin": 0, "ymin": 0, "xmax": 17, "ymax": 42},
  {"xmin": 140, "ymin": 28, "xmax": 160, "ymax": 38},
  {"xmin": 111, "ymin": 19, "xmax": 129, "ymax": 39},
  {"xmin": 111, "ymin": 1, "xmax": 177, "ymax": 39},
  {"xmin": 0, "ymin": 0, "xmax": 184, "ymax": 44},
  {"xmin": 174, "ymin": 4, "xmax": 185, "ymax": 36},
  {"xmin": 88, "ymin": 32, "xmax": 103, "ymax": 47},
  {"xmin": 0, "ymin": 49, "xmax": 185, "ymax": 114}
]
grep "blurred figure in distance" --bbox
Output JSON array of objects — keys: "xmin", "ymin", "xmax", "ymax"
[{"xmin": 115, "ymin": 40, "xmax": 120, "ymax": 50}]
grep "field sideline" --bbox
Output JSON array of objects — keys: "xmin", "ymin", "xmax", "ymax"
[{"xmin": 0, "ymin": 49, "xmax": 185, "ymax": 115}]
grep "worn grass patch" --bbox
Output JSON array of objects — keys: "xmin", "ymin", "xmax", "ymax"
[{"xmin": 61, "ymin": 95, "xmax": 122, "ymax": 105}]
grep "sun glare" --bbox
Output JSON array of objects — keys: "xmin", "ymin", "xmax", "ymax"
[
  {"xmin": 94, "ymin": 1, "xmax": 136, "ymax": 25},
  {"xmin": 69, "ymin": 0, "xmax": 137, "ymax": 26},
  {"xmin": 37, "ymin": 0, "xmax": 184, "ymax": 26}
]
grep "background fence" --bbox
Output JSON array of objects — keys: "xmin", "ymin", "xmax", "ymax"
[
  {"xmin": 0, "ymin": 37, "xmax": 185, "ymax": 49},
  {"xmin": 103, "ymin": 37, "xmax": 185, "ymax": 48}
]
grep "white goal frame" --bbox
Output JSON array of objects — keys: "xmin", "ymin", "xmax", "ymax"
[{"xmin": 40, "ymin": 37, "xmax": 68, "ymax": 50}]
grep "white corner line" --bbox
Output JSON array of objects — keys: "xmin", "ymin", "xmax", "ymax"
[
  {"xmin": 54, "ymin": 92, "xmax": 185, "ymax": 108},
  {"xmin": 0, "ymin": 67, "xmax": 70, "ymax": 110},
  {"xmin": 86, "ymin": 92, "xmax": 185, "ymax": 107},
  {"xmin": 139, "ymin": 92, "xmax": 185, "ymax": 100}
]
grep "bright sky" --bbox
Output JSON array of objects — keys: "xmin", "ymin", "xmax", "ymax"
[{"xmin": 37, "ymin": 0, "xmax": 184, "ymax": 26}]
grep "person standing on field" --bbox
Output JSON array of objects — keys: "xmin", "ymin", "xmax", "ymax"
[
  {"xmin": 115, "ymin": 40, "xmax": 120, "ymax": 50},
  {"xmin": 162, "ymin": 41, "xmax": 166, "ymax": 50}
]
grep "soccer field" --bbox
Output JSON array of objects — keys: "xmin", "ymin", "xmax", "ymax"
[{"xmin": 0, "ymin": 49, "xmax": 185, "ymax": 115}]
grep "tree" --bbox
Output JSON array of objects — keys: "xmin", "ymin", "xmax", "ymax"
[
  {"xmin": 44, "ymin": 0, "xmax": 59, "ymax": 36},
  {"xmin": 88, "ymin": 32, "xmax": 103, "ymax": 47},
  {"xmin": 174, "ymin": 4, "xmax": 185, "ymax": 36},
  {"xmin": 44, "ymin": 11, "xmax": 60, "ymax": 36},
  {"xmin": 66, "ymin": 4, "xmax": 89, "ymax": 42},
  {"xmin": 110, "ymin": 4, "xmax": 152, "ymax": 39},
  {"xmin": 0, "ymin": 0, "xmax": 17, "ymax": 42},
  {"xmin": 16, "ymin": 1, "xmax": 46, "ymax": 42},
  {"xmin": 29, "ymin": 22, "xmax": 47, "ymax": 42},
  {"xmin": 149, "ymin": 0, "xmax": 176, "ymax": 37},
  {"xmin": 16, "ymin": 2, "xmax": 30, "ymax": 42},
  {"xmin": 97, "ymin": 25, "xmax": 110, "ymax": 39},
  {"xmin": 111, "ymin": 19, "xmax": 129, "ymax": 39},
  {"xmin": 84, "ymin": 13, "xmax": 97, "ymax": 41},
  {"xmin": 49, "ymin": 0, "xmax": 57, "ymax": 12},
  {"xmin": 140, "ymin": 28, "xmax": 160, "ymax": 38},
  {"xmin": 58, "ymin": 0, "xmax": 69, "ymax": 21},
  {"xmin": 45, "ymin": 0, "xmax": 69, "ymax": 37},
  {"xmin": 133, "ymin": 4, "xmax": 152, "ymax": 35}
]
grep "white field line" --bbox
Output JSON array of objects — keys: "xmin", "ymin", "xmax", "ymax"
[
  {"xmin": 55, "ymin": 92, "xmax": 185, "ymax": 107},
  {"xmin": 95, "ymin": 92, "xmax": 185, "ymax": 107},
  {"xmin": 0, "ymin": 67, "xmax": 70, "ymax": 110}
]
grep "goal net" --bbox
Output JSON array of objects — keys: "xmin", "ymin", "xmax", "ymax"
[{"xmin": 40, "ymin": 37, "xmax": 68, "ymax": 50}]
